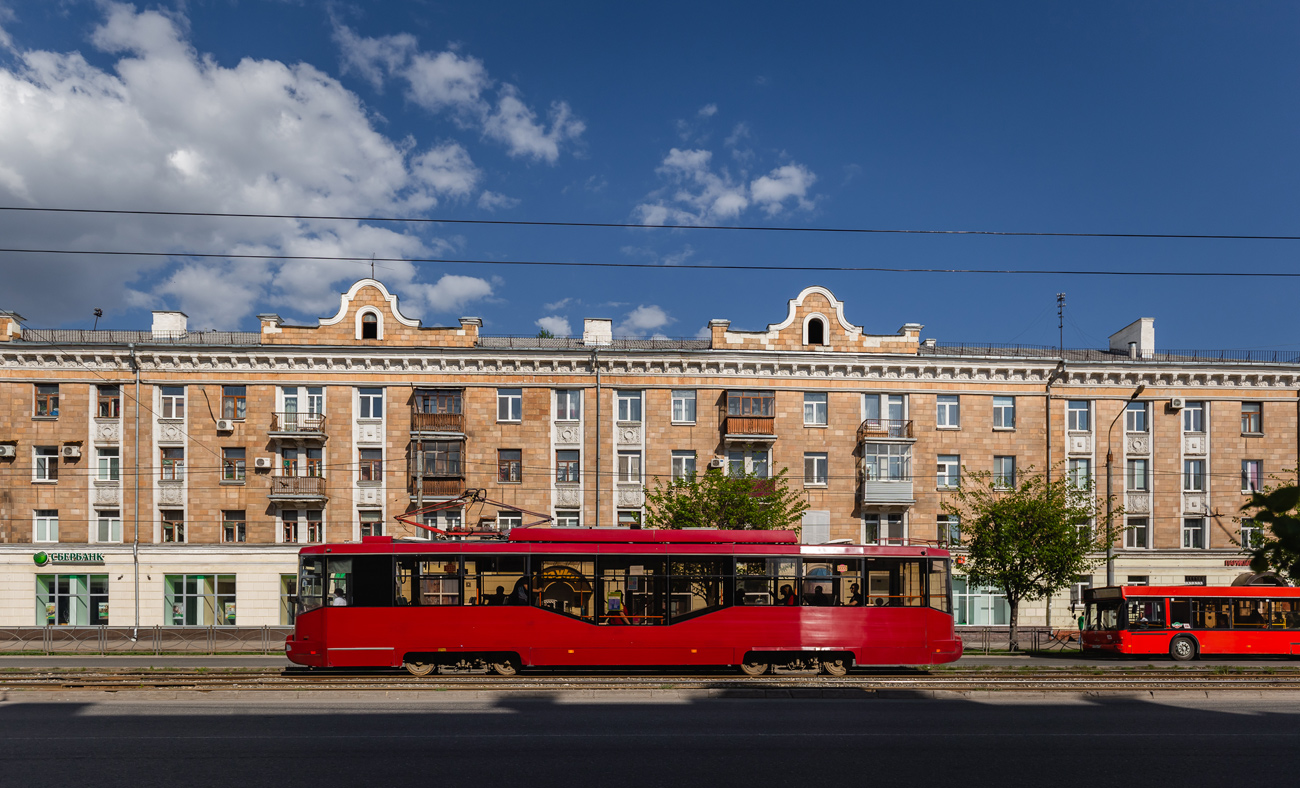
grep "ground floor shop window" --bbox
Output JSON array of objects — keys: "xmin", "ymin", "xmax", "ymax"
[
  {"xmin": 165, "ymin": 575, "xmax": 236, "ymax": 625},
  {"xmin": 36, "ymin": 575, "xmax": 109, "ymax": 625},
  {"xmin": 952, "ymin": 577, "xmax": 1010, "ymax": 626},
  {"xmin": 281, "ymin": 574, "xmax": 297, "ymax": 625}
]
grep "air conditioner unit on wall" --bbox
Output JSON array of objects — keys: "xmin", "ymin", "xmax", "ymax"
[
  {"xmin": 708, "ymin": 457, "xmax": 726, "ymax": 469},
  {"xmin": 253, "ymin": 457, "xmax": 273, "ymax": 469},
  {"xmin": 1169, "ymin": 397, "xmax": 1185, "ymax": 410},
  {"xmin": 0, "ymin": 445, "xmax": 15, "ymax": 458},
  {"xmin": 216, "ymin": 419, "xmax": 234, "ymax": 432},
  {"xmin": 61, "ymin": 444, "xmax": 81, "ymax": 458}
]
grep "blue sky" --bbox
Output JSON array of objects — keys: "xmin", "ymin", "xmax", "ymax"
[{"xmin": 1, "ymin": 1, "xmax": 1298, "ymax": 350}]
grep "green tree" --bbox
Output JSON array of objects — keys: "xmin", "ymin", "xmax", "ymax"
[
  {"xmin": 536, "ymin": 328, "xmax": 556, "ymax": 339},
  {"xmin": 941, "ymin": 466, "xmax": 1110, "ymax": 650},
  {"xmin": 1241, "ymin": 478, "xmax": 1300, "ymax": 581},
  {"xmin": 644, "ymin": 467, "xmax": 809, "ymax": 531}
]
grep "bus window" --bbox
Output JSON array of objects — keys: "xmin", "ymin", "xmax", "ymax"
[
  {"xmin": 1191, "ymin": 600, "xmax": 1233, "ymax": 629},
  {"xmin": 465, "ymin": 556, "xmax": 529, "ymax": 606},
  {"xmin": 600, "ymin": 556, "xmax": 666, "ymax": 625},
  {"xmin": 669, "ymin": 557, "xmax": 730, "ymax": 621},
  {"xmin": 1233, "ymin": 599, "xmax": 1269, "ymax": 629},
  {"xmin": 534, "ymin": 558, "xmax": 595, "ymax": 620},
  {"xmin": 1125, "ymin": 598, "xmax": 1165, "ymax": 629},
  {"xmin": 1271, "ymin": 600, "xmax": 1300, "ymax": 629},
  {"xmin": 928, "ymin": 559, "xmax": 951, "ymax": 613},
  {"xmin": 298, "ymin": 557, "xmax": 324, "ymax": 614},
  {"xmin": 1087, "ymin": 599, "xmax": 1121, "ymax": 630},
  {"xmin": 1169, "ymin": 599, "xmax": 1191, "ymax": 629},
  {"xmin": 418, "ymin": 558, "xmax": 461, "ymax": 606}
]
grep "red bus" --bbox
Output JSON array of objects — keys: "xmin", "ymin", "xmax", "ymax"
[
  {"xmin": 1082, "ymin": 585, "xmax": 1300, "ymax": 661},
  {"xmin": 285, "ymin": 528, "xmax": 962, "ymax": 675}
]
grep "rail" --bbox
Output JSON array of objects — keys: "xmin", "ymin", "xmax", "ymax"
[
  {"xmin": 410, "ymin": 412, "xmax": 465, "ymax": 432},
  {"xmin": 0, "ymin": 626, "xmax": 294, "ymax": 654},
  {"xmin": 269, "ymin": 476, "xmax": 327, "ymax": 497},
  {"xmin": 923, "ymin": 342, "xmax": 1300, "ymax": 365},
  {"xmin": 857, "ymin": 419, "xmax": 913, "ymax": 440},
  {"xmin": 270, "ymin": 411, "xmax": 326, "ymax": 434},
  {"xmin": 722, "ymin": 415, "xmax": 777, "ymax": 436}
]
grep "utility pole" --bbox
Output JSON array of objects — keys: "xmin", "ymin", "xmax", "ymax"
[{"xmin": 1056, "ymin": 293, "xmax": 1066, "ymax": 359}]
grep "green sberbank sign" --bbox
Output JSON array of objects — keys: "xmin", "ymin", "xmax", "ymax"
[{"xmin": 33, "ymin": 551, "xmax": 106, "ymax": 566}]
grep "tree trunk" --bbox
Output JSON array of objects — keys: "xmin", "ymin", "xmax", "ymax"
[{"xmin": 1008, "ymin": 599, "xmax": 1020, "ymax": 652}]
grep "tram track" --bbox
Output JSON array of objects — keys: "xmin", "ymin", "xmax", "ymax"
[{"xmin": 7, "ymin": 667, "xmax": 1300, "ymax": 693}]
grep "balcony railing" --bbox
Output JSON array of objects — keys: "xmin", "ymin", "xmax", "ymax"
[
  {"xmin": 857, "ymin": 419, "xmax": 914, "ymax": 440},
  {"xmin": 269, "ymin": 476, "xmax": 327, "ymax": 499},
  {"xmin": 408, "ymin": 478, "xmax": 463, "ymax": 498},
  {"xmin": 269, "ymin": 412, "xmax": 326, "ymax": 437},
  {"xmin": 722, "ymin": 415, "xmax": 777, "ymax": 437},
  {"xmin": 410, "ymin": 412, "xmax": 465, "ymax": 433},
  {"xmin": 861, "ymin": 479, "xmax": 915, "ymax": 504}
]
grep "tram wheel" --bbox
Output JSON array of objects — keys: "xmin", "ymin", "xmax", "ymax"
[
  {"xmin": 490, "ymin": 657, "xmax": 518, "ymax": 676},
  {"xmin": 820, "ymin": 658, "xmax": 849, "ymax": 677},
  {"xmin": 739, "ymin": 660, "xmax": 769, "ymax": 677},
  {"xmin": 404, "ymin": 661, "xmax": 436, "ymax": 677},
  {"xmin": 1169, "ymin": 636, "xmax": 1197, "ymax": 662}
]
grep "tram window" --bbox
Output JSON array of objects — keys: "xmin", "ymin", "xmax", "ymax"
[
  {"xmin": 800, "ymin": 560, "xmax": 861, "ymax": 606},
  {"xmin": 670, "ymin": 557, "xmax": 731, "ymax": 621},
  {"xmin": 735, "ymin": 558, "xmax": 799, "ymax": 606},
  {"xmin": 1233, "ymin": 599, "xmax": 1269, "ymax": 629},
  {"xmin": 396, "ymin": 557, "xmax": 418, "ymax": 606},
  {"xmin": 1190, "ymin": 600, "xmax": 1233, "ymax": 629},
  {"xmin": 298, "ymin": 557, "xmax": 324, "ymax": 614},
  {"xmin": 1124, "ymin": 598, "xmax": 1166, "ymax": 629},
  {"xmin": 865, "ymin": 558, "xmax": 926, "ymax": 607},
  {"xmin": 464, "ymin": 556, "xmax": 530, "ymax": 606},
  {"xmin": 1270, "ymin": 600, "xmax": 1300, "ymax": 629},
  {"xmin": 348, "ymin": 556, "xmax": 395, "ymax": 607},
  {"xmin": 534, "ymin": 558, "xmax": 596, "ymax": 620},
  {"xmin": 928, "ymin": 559, "xmax": 950, "ymax": 613},
  {"xmin": 599, "ymin": 556, "xmax": 667, "ymax": 625},
  {"xmin": 418, "ymin": 558, "xmax": 461, "ymax": 606},
  {"xmin": 326, "ymin": 558, "xmax": 352, "ymax": 606}
]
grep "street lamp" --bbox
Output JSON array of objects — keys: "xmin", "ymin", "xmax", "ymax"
[{"xmin": 1105, "ymin": 384, "xmax": 1146, "ymax": 586}]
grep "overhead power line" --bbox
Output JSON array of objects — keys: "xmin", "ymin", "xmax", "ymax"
[
  {"xmin": 3, "ymin": 205, "xmax": 1300, "ymax": 241},
  {"xmin": 2, "ymin": 246, "xmax": 1300, "ymax": 277}
]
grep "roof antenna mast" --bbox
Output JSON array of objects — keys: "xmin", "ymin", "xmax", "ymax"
[{"xmin": 1056, "ymin": 293, "xmax": 1066, "ymax": 359}]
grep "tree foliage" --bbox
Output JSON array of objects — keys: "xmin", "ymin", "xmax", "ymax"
[
  {"xmin": 941, "ymin": 466, "xmax": 1111, "ymax": 650},
  {"xmin": 643, "ymin": 467, "xmax": 809, "ymax": 531},
  {"xmin": 1241, "ymin": 480, "xmax": 1300, "ymax": 581}
]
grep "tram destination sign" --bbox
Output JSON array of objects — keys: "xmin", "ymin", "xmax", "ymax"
[{"xmin": 33, "ymin": 551, "xmax": 105, "ymax": 566}]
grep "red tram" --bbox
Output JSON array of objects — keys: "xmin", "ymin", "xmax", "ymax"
[{"xmin": 285, "ymin": 528, "xmax": 962, "ymax": 675}]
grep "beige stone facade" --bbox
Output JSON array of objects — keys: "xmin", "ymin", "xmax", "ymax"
[{"xmin": 1, "ymin": 279, "xmax": 1297, "ymax": 628}]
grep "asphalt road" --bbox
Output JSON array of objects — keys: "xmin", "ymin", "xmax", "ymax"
[{"xmin": 2, "ymin": 694, "xmax": 1297, "ymax": 787}]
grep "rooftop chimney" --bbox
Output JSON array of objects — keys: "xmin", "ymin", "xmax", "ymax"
[
  {"xmin": 1109, "ymin": 317, "xmax": 1155, "ymax": 359},
  {"xmin": 583, "ymin": 318, "xmax": 612, "ymax": 346},
  {"xmin": 151, "ymin": 310, "xmax": 188, "ymax": 338}
]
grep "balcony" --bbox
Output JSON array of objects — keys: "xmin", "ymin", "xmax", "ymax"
[
  {"xmin": 721, "ymin": 415, "xmax": 777, "ymax": 442},
  {"xmin": 857, "ymin": 419, "xmax": 914, "ymax": 441},
  {"xmin": 861, "ymin": 479, "xmax": 915, "ymax": 505},
  {"xmin": 410, "ymin": 411, "xmax": 465, "ymax": 435},
  {"xmin": 268, "ymin": 475, "xmax": 328, "ymax": 502},
  {"xmin": 408, "ymin": 478, "xmax": 464, "ymax": 499},
  {"xmin": 269, "ymin": 412, "xmax": 327, "ymax": 440}
]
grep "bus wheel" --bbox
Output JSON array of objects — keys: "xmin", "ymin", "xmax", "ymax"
[
  {"xmin": 1169, "ymin": 636, "xmax": 1197, "ymax": 662},
  {"xmin": 490, "ymin": 656, "xmax": 518, "ymax": 677},
  {"xmin": 739, "ymin": 659, "xmax": 769, "ymax": 677},
  {"xmin": 821, "ymin": 657, "xmax": 849, "ymax": 677},
  {"xmin": 405, "ymin": 660, "xmax": 436, "ymax": 677}
]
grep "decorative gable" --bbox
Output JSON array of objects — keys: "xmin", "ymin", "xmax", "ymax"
[
  {"xmin": 709, "ymin": 286, "xmax": 921, "ymax": 354},
  {"xmin": 258, "ymin": 279, "xmax": 480, "ymax": 347}
]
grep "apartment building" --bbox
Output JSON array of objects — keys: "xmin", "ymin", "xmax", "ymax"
[{"xmin": 1, "ymin": 279, "xmax": 1296, "ymax": 628}]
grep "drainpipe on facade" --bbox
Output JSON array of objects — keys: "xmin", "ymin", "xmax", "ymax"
[
  {"xmin": 592, "ymin": 349, "xmax": 601, "ymax": 528},
  {"xmin": 130, "ymin": 344, "xmax": 140, "ymax": 640}
]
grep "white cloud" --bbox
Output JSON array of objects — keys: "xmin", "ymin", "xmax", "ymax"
[
  {"xmin": 750, "ymin": 163, "xmax": 817, "ymax": 215},
  {"xmin": 477, "ymin": 190, "xmax": 520, "ymax": 211},
  {"xmin": 0, "ymin": 3, "xmax": 496, "ymax": 327},
  {"xmin": 634, "ymin": 145, "xmax": 817, "ymax": 225},
  {"xmin": 698, "ymin": 103, "xmax": 718, "ymax": 118},
  {"xmin": 404, "ymin": 50, "xmax": 490, "ymax": 115},
  {"xmin": 535, "ymin": 315, "xmax": 571, "ymax": 337},
  {"xmin": 332, "ymin": 24, "xmax": 417, "ymax": 90},
  {"xmin": 616, "ymin": 304, "xmax": 674, "ymax": 336},
  {"xmin": 542, "ymin": 297, "xmax": 575, "ymax": 311},
  {"xmin": 483, "ymin": 87, "xmax": 585, "ymax": 163}
]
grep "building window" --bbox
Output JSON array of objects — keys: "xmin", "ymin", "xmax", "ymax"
[
  {"xmin": 497, "ymin": 388, "xmax": 523, "ymax": 421},
  {"xmin": 617, "ymin": 510, "xmax": 642, "ymax": 529},
  {"xmin": 728, "ymin": 448, "xmax": 769, "ymax": 478},
  {"xmin": 1241, "ymin": 519, "xmax": 1263, "ymax": 549},
  {"xmin": 952, "ymin": 578, "xmax": 1011, "ymax": 626},
  {"xmin": 804, "ymin": 452, "xmax": 828, "ymax": 486},
  {"xmin": 159, "ymin": 386, "xmax": 185, "ymax": 419},
  {"xmin": 96, "ymin": 510, "xmax": 121, "ymax": 543},
  {"xmin": 556, "ymin": 450, "xmax": 580, "ymax": 483},
  {"xmin": 414, "ymin": 388, "xmax": 461, "ymax": 415},
  {"xmin": 937, "ymin": 455, "xmax": 961, "ymax": 488},
  {"xmin": 282, "ymin": 509, "xmax": 299, "ymax": 544},
  {"xmin": 1125, "ymin": 401, "xmax": 1148, "ymax": 433},
  {"xmin": 360, "ymin": 510, "xmax": 383, "ymax": 537},
  {"xmin": 360, "ymin": 311, "xmax": 379, "ymax": 339},
  {"xmin": 1242, "ymin": 460, "xmax": 1263, "ymax": 493},
  {"xmin": 671, "ymin": 390, "xmax": 696, "ymax": 423},
  {"xmin": 1241, "ymin": 402, "xmax": 1262, "ymax": 434},
  {"xmin": 618, "ymin": 450, "xmax": 642, "ymax": 483},
  {"xmin": 97, "ymin": 385, "xmax": 120, "ymax": 419},
  {"xmin": 161, "ymin": 510, "xmax": 185, "ymax": 543},
  {"xmin": 1068, "ymin": 458, "xmax": 1092, "ymax": 490},
  {"xmin": 803, "ymin": 392, "xmax": 828, "ymax": 426},
  {"xmin": 936, "ymin": 395, "xmax": 960, "ymax": 428},
  {"xmin": 160, "ymin": 447, "xmax": 185, "ymax": 480},
  {"xmin": 34, "ymin": 384, "xmax": 59, "ymax": 418},
  {"xmin": 938, "ymin": 514, "xmax": 960, "ymax": 546},
  {"xmin": 805, "ymin": 316, "xmax": 826, "ymax": 345},
  {"xmin": 166, "ymin": 575, "xmax": 236, "ymax": 626},
  {"xmin": 498, "ymin": 449, "xmax": 522, "ymax": 482},
  {"xmin": 862, "ymin": 443, "xmax": 909, "ymax": 482},
  {"xmin": 280, "ymin": 574, "xmax": 298, "ymax": 626},
  {"xmin": 555, "ymin": 510, "xmax": 580, "ymax": 528},
  {"xmin": 37, "ymin": 574, "xmax": 109, "ymax": 626},
  {"xmin": 671, "ymin": 450, "xmax": 696, "ymax": 481},
  {"xmin": 1126, "ymin": 576, "xmax": 1149, "ymax": 586},
  {"xmin": 222, "ymin": 385, "xmax": 247, "ymax": 420},
  {"xmin": 358, "ymin": 387, "xmax": 383, "ymax": 419},
  {"xmin": 282, "ymin": 509, "xmax": 323, "ymax": 544},
  {"xmin": 1124, "ymin": 517, "xmax": 1148, "ymax": 549},
  {"xmin": 556, "ymin": 390, "xmax": 581, "ymax": 421},
  {"xmin": 415, "ymin": 440, "xmax": 461, "ymax": 477},
  {"xmin": 1183, "ymin": 459, "xmax": 1205, "ymax": 492},
  {"xmin": 617, "ymin": 390, "xmax": 643, "ymax": 422},
  {"xmin": 1125, "ymin": 459, "xmax": 1148, "ymax": 492},
  {"xmin": 1184, "ymin": 576, "xmax": 1207, "ymax": 586},
  {"xmin": 355, "ymin": 448, "xmax": 381, "ymax": 482},
  {"xmin": 222, "ymin": 510, "xmax": 246, "ymax": 543},
  {"xmin": 34, "ymin": 510, "xmax": 58, "ymax": 543},
  {"xmin": 1067, "ymin": 401, "xmax": 1091, "ymax": 431},
  {"xmin": 863, "ymin": 513, "xmax": 905, "ymax": 546},
  {"xmin": 1183, "ymin": 517, "xmax": 1206, "ymax": 549},
  {"xmin": 727, "ymin": 390, "xmax": 773, "ymax": 417},
  {"xmin": 864, "ymin": 393, "xmax": 905, "ymax": 423},
  {"xmin": 1183, "ymin": 401, "xmax": 1205, "ymax": 432},
  {"xmin": 994, "ymin": 456, "xmax": 1016, "ymax": 488},
  {"xmin": 992, "ymin": 396, "xmax": 1015, "ymax": 429},
  {"xmin": 222, "ymin": 447, "xmax": 246, "ymax": 482},
  {"xmin": 97, "ymin": 447, "xmax": 120, "ymax": 482},
  {"xmin": 34, "ymin": 446, "xmax": 59, "ymax": 481}
]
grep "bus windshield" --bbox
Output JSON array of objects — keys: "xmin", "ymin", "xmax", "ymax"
[{"xmin": 1087, "ymin": 599, "xmax": 1121, "ymax": 630}]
